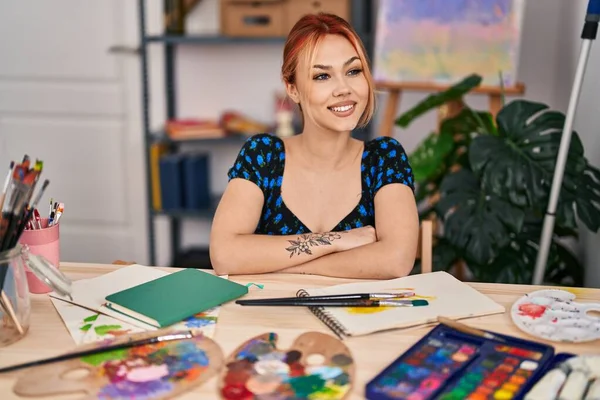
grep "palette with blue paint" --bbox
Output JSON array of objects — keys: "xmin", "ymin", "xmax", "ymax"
[{"xmin": 365, "ymin": 322, "xmax": 568, "ymax": 400}]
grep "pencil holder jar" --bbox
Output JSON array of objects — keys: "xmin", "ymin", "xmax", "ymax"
[
  {"xmin": 18, "ymin": 218, "xmax": 60, "ymax": 294},
  {"xmin": 0, "ymin": 246, "xmax": 31, "ymax": 347}
]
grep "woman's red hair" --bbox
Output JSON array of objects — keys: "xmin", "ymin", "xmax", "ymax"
[{"xmin": 282, "ymin": 13, "xmax": 375, "ymax": 128}]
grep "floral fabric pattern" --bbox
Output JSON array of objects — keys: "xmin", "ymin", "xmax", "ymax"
[{"xmin": 227, "ymin": 133, "xmax": 414, "ymax": 235}]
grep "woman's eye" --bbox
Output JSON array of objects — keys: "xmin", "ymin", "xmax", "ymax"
[
  {"xmin": 313, "ymin": 73, "xmax": 329, "ymax": 81},
  {"xmin": 348, "ymin": 68, "xmax": 363, "ymax": 76}
]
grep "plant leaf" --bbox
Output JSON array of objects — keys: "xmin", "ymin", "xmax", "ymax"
[
  {"xmin": 409, "ymin": 131, "xmax": 454, "ymax": 184},
  {"xmin": 395, "ymin": 74, "xmax": 482, "ymax": 128},
  {"xmin": 440, "ymin": 108, "xmax": 497, "ymax": 138},
  {"xmin": 544, "ymin": 241, "xmax": 584, "ymax": 287},
  {"xmin": 466, "ymin": 216, "xmax": 583, "ymax": 285},
  {"xmin": 469, "ymin": 100, "xmax": 587, "ymax": 227},
  {"xmin": 415, "ymin": 181, "xmax": 440, "ymax": 205},
  {"xmin": 435, "ymin": 169, "xmax": 525, "ymax": 265},
  {"xmin": 469, "ymin": 238, "xmax": 538, "ymax": 284},
  {"xmin": 439, "ymin": 108, "xmax": 497, "ymax": 169},
  {"xmin": 560, "ymin": 163, "xmax": 600, "ymax": 232},
  {"xmin": 432, "ymin": 237, "xmax": 460, "ymax": 272}
]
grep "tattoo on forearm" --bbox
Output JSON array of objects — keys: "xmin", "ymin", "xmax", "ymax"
[{"xmin": 286, "ymin": 232, "xmax": 344, "ymax": 258}]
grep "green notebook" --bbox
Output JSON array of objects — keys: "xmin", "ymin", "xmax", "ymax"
[{"xmin": 104, "ymin": 269, "xmax": 248, "ymax": 328}]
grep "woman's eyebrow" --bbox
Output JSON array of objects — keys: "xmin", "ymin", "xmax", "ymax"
[{"xmin": 312, "ymin": 56, "xmax": 361, "ymax": 70}]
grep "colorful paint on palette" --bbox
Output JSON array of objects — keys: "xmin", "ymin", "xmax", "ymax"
[
  {"xmin": 511, "ymin": 289, "xmax": 600, "ymax": 343},
  {"xmin": 82, "ymin": 335, "xmax": 215, "ymax": 399},
  {"xmin": 221, "ymin": 332, "xmax": 354, "ymax": 399},
  {"xmin": 366, "ymin": 325, "xmax": 553, "ymax": 400},
  {"xmin": 12, "ymin": 332, "xmax": 224, "ymax": 399}
]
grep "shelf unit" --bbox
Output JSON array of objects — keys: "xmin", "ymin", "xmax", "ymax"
[{"xmin": 137, "ymin": 0, "xmax": 375, "ymax": 267}]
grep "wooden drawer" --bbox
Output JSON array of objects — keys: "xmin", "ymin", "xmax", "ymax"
[{"xmin": 221, "ymin": 0, "xmax": 287, "ymax": 37}]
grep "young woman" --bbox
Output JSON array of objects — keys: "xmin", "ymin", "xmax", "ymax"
[{"xmin": 210, "ymin": 13, "xmax": 419, "ymax": 279}]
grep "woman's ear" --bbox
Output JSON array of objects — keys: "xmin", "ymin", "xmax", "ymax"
[{"xmin": 285, "ymin": 82, "xmax": 300, "ymax": 104}]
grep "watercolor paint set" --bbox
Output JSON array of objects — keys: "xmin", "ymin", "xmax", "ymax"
[{"xmin": 365, "ymin": 323, "xmax": 575, "ymax": 400}]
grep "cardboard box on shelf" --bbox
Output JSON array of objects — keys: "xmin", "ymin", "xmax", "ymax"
[
  {"xmin": 220, "ymin": 0, "xmax": 350, "ymax": 38},
  {"xmin": 221, "ymin": 0, "xmax": 287, "ymax": 37},
  {"xmin": 285, "ymin": 0, "xmax": 350, "ymax": 32}
]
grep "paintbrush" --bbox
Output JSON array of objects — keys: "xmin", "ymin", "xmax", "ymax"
[
  {"xmin": 239, "ymin": 292, "xmax": 416, "ymax": 304},
  {"xmin": 236, "ymin": 299, "xmax": 429, "ymax": 307},
  {"xmin": 0, "ymin": 330, "xmax": 197, "ymax": 374},
  {"xmin": 9, "ymin": 179, "xmax": 49, "ymax": 248},
  {"xmin": 0, "ymin": 291, "xmax": 24, "ymax": 335},
  {"xmin": 0, "ymin": 162, "xmax": 14, "ymax": 214},
  {"xmin": 438, "ymin": 316, "xmax": 506, "ymax": 342}
]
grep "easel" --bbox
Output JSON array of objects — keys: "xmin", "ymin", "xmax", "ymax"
[
  {"xmin": 376, "ymin": 80, "xmax": 526, "ymax": 137},
  {"xmin": 375, "ymin": 80, "xmax": 526, "ymax": 280}
]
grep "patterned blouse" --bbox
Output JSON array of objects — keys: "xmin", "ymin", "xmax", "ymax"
[{"xmin": 227, "ymin": 133, "xmax": 414, "ymax": 235}]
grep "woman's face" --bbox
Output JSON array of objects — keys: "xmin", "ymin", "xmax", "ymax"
[{"xmin": 287, "ymin": 34, "xmax": 369, "ymax": 134}]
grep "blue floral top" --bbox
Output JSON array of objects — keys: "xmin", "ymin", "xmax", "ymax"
[{"xmin": 227, "ymin": 133, "xmax": 414, "ymax": 235}]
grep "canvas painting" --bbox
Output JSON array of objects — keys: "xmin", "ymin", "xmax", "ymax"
[{"xmin": 373, "ymin": 0, "xmax": 525, "ymax": 86}]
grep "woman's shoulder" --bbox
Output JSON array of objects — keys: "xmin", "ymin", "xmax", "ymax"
[
  {"xmin": 363, "ymin": 136, "xmax": 409, "ymax": 161},
  {"xmin": 230, "ymin": 133, "xmax": 285, "ymax": 180},
  {"xmin": 240, "ymin": 133, "xmax": 284, "ymax": 152},
  {"xmin": 363, "ymin": 136, "xmax": 414, "ymax": 192},
  {"xmin": 364, "ymin": 136, "xmax": 406, "ymax": 151}
]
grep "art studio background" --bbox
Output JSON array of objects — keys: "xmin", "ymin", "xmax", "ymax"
[{"xmin": 0, "ymin": 0, "xmax": 599, "ymax": 286}]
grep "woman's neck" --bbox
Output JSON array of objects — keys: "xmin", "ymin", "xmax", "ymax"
[{"xmin": 296, "ymin": 126, "xmax": 356, "ymax": 170}]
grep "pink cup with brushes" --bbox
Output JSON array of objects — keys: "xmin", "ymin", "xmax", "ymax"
[{"xmin": 18, "ymin": 218, "xmax": 60, "ymax": 294}]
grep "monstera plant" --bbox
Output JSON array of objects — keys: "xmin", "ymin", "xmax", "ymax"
[{"xmin": 401, "ymin": 74, "xmax": 600, "ymax": 286}]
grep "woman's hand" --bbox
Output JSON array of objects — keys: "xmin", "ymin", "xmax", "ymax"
[{"xmin": 336, "ymin": 225, "xmax": 377, "ymax": 252}]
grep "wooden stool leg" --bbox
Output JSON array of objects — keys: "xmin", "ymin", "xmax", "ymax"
[
  {"xmin": 381, "ymin": 89, "xmax": 401, "ymax": 137},
  {"xmin": 420, "ymin": 221, "xmax": 433, "ymax": 274},
  {"xmin": 489, "ymin": 94, "xmax": 503, "ymax": 120}
]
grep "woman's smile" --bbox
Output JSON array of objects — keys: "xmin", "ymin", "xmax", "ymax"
[{"xmin": 328, "ymin": 101, "xmax": 357, "ymax": 117}]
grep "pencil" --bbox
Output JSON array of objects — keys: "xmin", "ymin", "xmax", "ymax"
[
  {"xmin": 236, "ymin": 299, "xmax": 429, "ymax": 307},
  {"xmin": 239, "ymin": 292, "xmax": 416, "ymax": 304},
  {"xmin": 437, "ymin": 316, "xmax": 506, "ymax": 342},
  {"xmin": 0, "ymin": 330, "xmax": 196, "ymax": 374}
]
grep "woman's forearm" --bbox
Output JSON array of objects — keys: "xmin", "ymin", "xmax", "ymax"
[
  {"xmin": 279, "ymin": 240, "xmax": 415, "ymax": 280},
  {"xmin": 210, "ymin": 231, "xmax": 350, "ymax": 275}
]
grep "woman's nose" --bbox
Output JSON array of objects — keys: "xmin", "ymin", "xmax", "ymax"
[{"xmin": 332, "ymin": 77, "xmax": 351, "ymax": 97}]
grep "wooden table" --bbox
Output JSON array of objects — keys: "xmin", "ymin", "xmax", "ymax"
[{"xmin": 1, "ymin": 262, "xmax": 600, "ymax": 399}]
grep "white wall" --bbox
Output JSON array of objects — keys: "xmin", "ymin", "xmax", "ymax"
[
  {"xmin": 0, "ymin": 1, "xmax": 148, "ymax": 265},
  {"xmin": 554, "ymin": 0, "xmax": 600, "ymax": 287}
]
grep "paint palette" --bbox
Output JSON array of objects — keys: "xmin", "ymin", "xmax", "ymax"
[
  {"xmin": 13, "ymin": 330, "xmax": 224, "ymax": 399},
  {"xmin": 511, "ymin": 289, "xmax": 600, "ymax": 343},
  {"xmin": 219, "ymin": 331, "xmax": 355, "ymax": 399},
  {"xmin": 366, "ymin": 324, "xmax": 556, "ymax": 400}
]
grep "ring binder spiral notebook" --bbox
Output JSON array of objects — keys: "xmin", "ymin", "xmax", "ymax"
[
  {"xmin": 295, "ymin": 272, "xmax": 505, "ymax": 339},
  {"xmin": 296, "ymin": 288, "xmax": 349, "ymax": 338}
]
